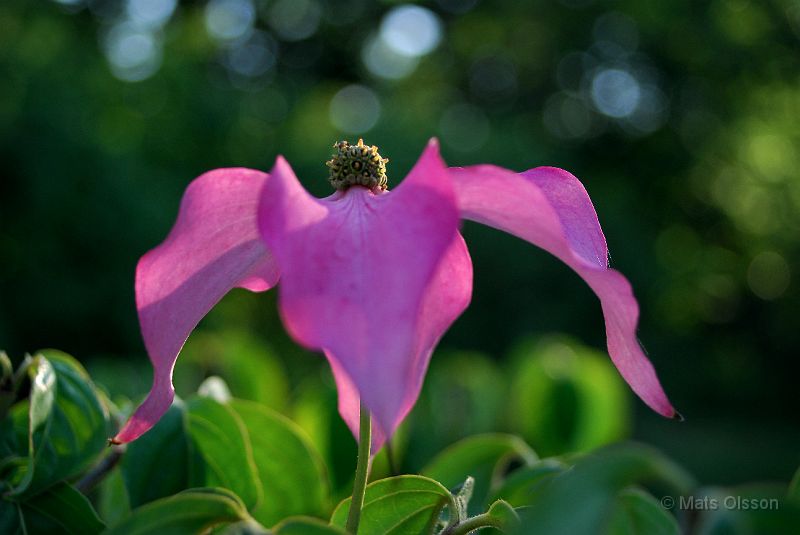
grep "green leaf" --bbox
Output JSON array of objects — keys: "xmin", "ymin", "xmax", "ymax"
[
  {"xmin": 488, "ymin": 460, "xmax": 566, "ymax": 507},
  {"xmin": 514, "ymin": 443, "xmax": 693, "ymax": 535},
  {"xmin": 422, "ymin": 434, "xmax": 537, "ymax": 515},
  {"xmin": 230, "ymin": 399, "xmax": 330, "ymax": 526},
  {"xmin": 486, "ymin": 499, "xmax": 520, "ymax": 529},
  {"xmin": 7, "ymin": 351, "xmax": 109, "ymax": 497},
  {"xmin": 506, "ymin": 338, "xmax": 630, "ymax": 457},
  {"xmin": 19, "ymin": 482, "xmax": 105, "ymax": 535},
  {"xmin": 105, "ymin": 487, "xmax": 254, "ymax": 535},
  {"xmin": 273, "ymin": 517, "xmax": 348, "ymax": 534},
  {"xmin": 9, "ymin": 354, "xmax": 55, "ymax": 493},
  {"xmin": 122, "ymin": 401, "xmax": 190, "ymax": 507},
  {"xmin": 606, "ymin": 489, "xmax": 679, "ymax": 535},
  {"xmin": 186, "ymin": 397, "xmax": 263, "ymax": 511},
  {"xmin": 331, "ymin": 475, "xmax": 455, "ymax": 534}
]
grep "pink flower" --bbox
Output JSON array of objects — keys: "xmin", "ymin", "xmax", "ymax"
[{"xmin": 113, "ymin": 139, "xmax": 676, "ymax": 447}]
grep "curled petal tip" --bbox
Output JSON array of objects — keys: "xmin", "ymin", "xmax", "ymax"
[
  {"xmin": 426, "ymin": 137, "xmax": 440, "ymax": 150},
  {"xmin": 672, "ymin": 410, "xmax": 685, "ymax": 422},
  {"xmin": 451, "ymin": 164, "xmax": 674, "ymax": 418}
]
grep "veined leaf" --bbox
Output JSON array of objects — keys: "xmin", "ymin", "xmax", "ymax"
[
  {"xmin": 7, "ymin": 351, "xmax": 109, "ymax": 497},
  {"xmin": 105, "ymin": 487, "xmax": 254, "ymax": 535},
  {"xmin": 230, "ymin": 399, "xmax": 330, "ymax": 526},
  {"xmin": 186, "ymin": 397, "xmax": 263, "ymax": 510},
  {"xmin": 331, "ymin": 475, "xmax": 455, "ymax": 535},
  {"xmin": 19, "ymin": 482, "xmax": 105, "ymax": 535}
]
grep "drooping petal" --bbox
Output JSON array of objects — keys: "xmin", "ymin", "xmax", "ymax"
[
  {"xmin": 327, "ymin": 233, "xmax": 473, "ymax": 450},
  {"xmin": 114, "ymin": 168, "xmax": 280, "ymax": 443},
  {"xmin": 451, "ymin": 165, "xmax": 676, "ymax": 418},
  {"xmin": 258, "ymin": 141, "xmax": 465, "ymax": 444}
]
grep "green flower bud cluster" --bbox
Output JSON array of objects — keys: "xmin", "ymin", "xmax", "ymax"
[{"xmin": 326, "ymin": 139, "xmax": 389, "ymax": 191}]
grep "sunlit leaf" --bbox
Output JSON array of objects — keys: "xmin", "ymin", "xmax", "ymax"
[
  {"xmin": 186, "ymin": 397, "xmax": 263, "ymax": 510},
  {"xmin": 330, "ymin": 475, "xmax": 455, "ymax": 534},
  {"xmin": 7, "ymin": 351, "xmax": 109, "ymax": 497},
  {"xmin": 231, "ymin": 399, "xmax": 330, "ymax": 526},
  {"xmin": 105, "ymin": 487, "xmax": 255, "ymax": 535}
]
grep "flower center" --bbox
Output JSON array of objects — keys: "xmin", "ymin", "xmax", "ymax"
[{"xmin": 326, "ymin": 138, "xmax": 389, "ymax": 191}]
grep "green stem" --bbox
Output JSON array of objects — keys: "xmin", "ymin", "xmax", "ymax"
[
  {"xmin": 443, "ymin": 513, "xmax": 503, "ymax": 535},
  {"xmin": 345, "ymin": 401, "xmax": 372, "ymax": 534}
]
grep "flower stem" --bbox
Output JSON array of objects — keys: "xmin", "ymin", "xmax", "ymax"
[{"xmin": 345, "ymin": 401, "xmax": 371, "ymax": 534}]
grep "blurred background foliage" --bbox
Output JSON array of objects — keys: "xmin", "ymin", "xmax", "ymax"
[{"xmin": 1, "ymin": 0, "xmax": 798, "ymax": 490}]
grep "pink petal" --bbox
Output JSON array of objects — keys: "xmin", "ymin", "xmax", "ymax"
[
  {"xmin": 451, "ymin": 165, "xmax": 676, "ymax": 418},
  {"xmin": 113, "ymin": 168, "xmax": 279, "ymax": 443},
  {"xmin": 328, "ymin": 233, "xmax": 473, "ymax": 450},
  {"xmin": 258, "ymin": 141, "xmax": 466, "ymax": 444}
]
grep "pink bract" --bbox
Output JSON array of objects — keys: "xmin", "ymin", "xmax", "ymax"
[{"xmin": 113, "ymin": 139, "xmax": 675, "ymax": 447}]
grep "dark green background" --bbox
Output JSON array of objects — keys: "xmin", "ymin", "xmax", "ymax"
[{"xmin": 1, "ymin": 0, "xmax": 798, "ymax": 487}]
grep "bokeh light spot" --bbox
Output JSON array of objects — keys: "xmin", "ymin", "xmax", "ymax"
[
  {"xmin": 329, "ymin": 85, "xmax": 381, "ymax": 134},
  {"xmin": 205, "ymin": 0, "xmax": 255, "ymax": 42},
  {"xmin": 103, "ymin": 23, "xmax": 162, "ymax": 82},
  {"xmin": 590, "ymin": 68, "xmax": 640, "ymax": 118},
  {"xmin": 268, "ymin": 0, "xmax": 322, "ymax": 42},
  {"xmin": 126, "ymin": 0, "xmax": 177, "ymax": 30},
  {"xmin": 224, "ymin": 31, "xmax": 278, "ymax": 78},
  {"xmin": 380, "ymin": 5, "xmax": 442, "ymax": 58},
  {"xmin": 747, "ymin": 251, "xmax": 791, "ymax": 300},
  {"xmin": 361, "ymin": 32, "xmax": 419, "ymax": 80}
]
